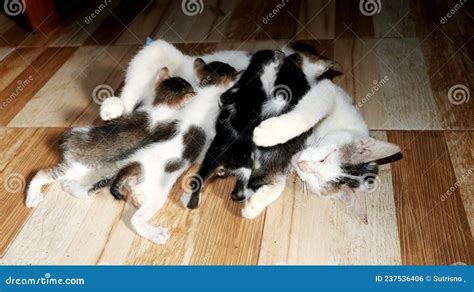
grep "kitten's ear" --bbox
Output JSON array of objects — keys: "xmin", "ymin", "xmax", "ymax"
[
  {"xmin": 338, "ymin": 186, "xmax": 368, "ymax": 224},
  {"xmin": 194, "ymin": 58, "xmax": 206, "ymax": 82},
  {"xmin": 157, "ymin": 67, "xmax": 170, "ymax": 83},
  {"xmin": 290, "ymin": 53, "xmax": 304, "ymax": 69},
  {"xmin": 349, "ymin": 138, "xmax": 401, "ymax": 164},
  {"xmin": 297, "ymin": 160, "xmax": 318, "ymax": 173}
]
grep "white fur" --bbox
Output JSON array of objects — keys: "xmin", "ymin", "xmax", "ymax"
[{"xmin": 100, "ymin": 40, "xmax": 250, "ymax": 120}]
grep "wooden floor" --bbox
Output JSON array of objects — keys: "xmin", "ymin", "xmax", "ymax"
[{"xmin": 0, "ymin": 0, "xmax": 472, "ymax": 265}]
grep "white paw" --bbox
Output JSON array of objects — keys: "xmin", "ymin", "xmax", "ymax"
[
  {"xmin": 147, "ymin": 226, "xmax": 170, "ymax": 244},
  {"xmin": 25, "ymin": 189, "xmax": 44, "ymax": 208},
  {"xmin": 241, "ymin": 200, "xmax": 263, "ymax": 219},
  {"xmin": 180, "ymin": 191, "xmax": 191, "ymax": 207},
  {"xmin": 253, "ymin": 117, "xmax": 292, "ymax": 147},
  {"xmin": 100, "ymin": 97, "xmax": 124, "ymax": 120}
]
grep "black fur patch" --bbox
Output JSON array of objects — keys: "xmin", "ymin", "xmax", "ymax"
[
  {"xmin": 182, "ymin": 126, "xmax": 206, "ymax": 162},
  {"xmin": 165, "ymin": 159, "xmax": 184, "ymax": 172},
  {"xmin": 110, "ymin": 162, "xmax": 142, "ymax": 201}
]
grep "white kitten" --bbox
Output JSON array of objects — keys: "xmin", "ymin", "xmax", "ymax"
[{"xmin": 100, "ymin": 40, "xmax": 250, "ymax": 120}]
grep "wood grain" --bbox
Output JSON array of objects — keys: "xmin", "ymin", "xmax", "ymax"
[
  {"xmin": 8, "ymin": 46, "xmax": 132, "ymax": 127},
  {"xmin": 445, "ymin": 131, "xmax": 474, "ymax": 236},
  {"xmin": 373, "ymin": 0, "xmax": 416, "ymax": 38},
  {"xmin": 84, "ymin": 0, "xmax": 152, "ymax": 45},
  {"xmin": 0, "ymin": 47, "xmax": 77, "ymax": 126},
  {"xmin": 0, "ymin": 127, "xmax": 65, "ymax": 257},
  {"xmin": 375, "ymin": 38, "xmax": 442, "ymax": 130},
  {"xmin": 258, "ymin": 131, "xmax": 401, "ymax": 265},
  {"xmin": 422, "ymin": 33, "xmax": 473, "ymax": 130},
  {"xmin": 0, "ymin": 48, "xmax": 44, "ymax": 91},
  {"xmin": 335, "ymin": 0, "xmax": 374, "ymax": 38},
  {"xmin": 295, "ymin": 0, "xmax": 335, "ymax": 40},
  {"xmin": 388, "ymin": 130, "xmax": 473, "ymax": 265}
]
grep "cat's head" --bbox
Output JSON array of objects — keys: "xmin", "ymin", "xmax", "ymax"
[
  {"xmin": 154, "ymin": 67, "xmax": 195, "ymax": 108},
  {"xmin": 283, "ymin": 42, "xmax": 337, "ymax": 82},
  {"xmin": 294, "ymin": 137, "xmax": 400, "ymax": 194},
  {"xmin": 193, "ymin": 58, "xmax": 239, "ymax": 88}
]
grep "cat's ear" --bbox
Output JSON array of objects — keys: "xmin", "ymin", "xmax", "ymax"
[
  {"xmin": 338, "ymin": 185, "xmax": 368, "ymax": 224},
  {"xmin": 297, "ymin": 160, "xmax": 318, "ymax": 173},
  {"xmin": 194, "ymin": 58, "xmax": 206, "ymax": 82},
  {"xmin": 315, "ymin": 58, "xmax": 337, "ymax": 73},
  {"xmin": 157, "ymin": 67, "xmax": 170, "ymax": 83},
  {"xmin": 290, "ymin": 53, "xmax": 304, "ymax": 69},
  {"xmin": 348, "ymin": 138, "xmax": 401, "ymax": 164}
]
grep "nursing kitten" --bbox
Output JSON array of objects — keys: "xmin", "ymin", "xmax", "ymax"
[
  {"xmin": 100, "ymin": 39, "xmax": 251, "ymax": 121},
  {"xmin": 253, "ymin": 79, "xmax": 401, "ymax": 223},
  {"xmin": 25, "ymin": 68, "xmax": 194, "ymax": 208},
  {"xmin": 102, "ymin": 59, "xmax": 239, "ymax": 244}
]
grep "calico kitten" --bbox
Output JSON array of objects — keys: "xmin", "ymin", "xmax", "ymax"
[
  {"xmin": 100, "ymin": 39, "xmax": 251, "ymax": 121},
  {"xmin": 100, "ymin": 59, "xmax": 239, "ymax": 244},
  {"xmin": 25, "ymin": 67, "xmax": 194, "ymax": 207}
]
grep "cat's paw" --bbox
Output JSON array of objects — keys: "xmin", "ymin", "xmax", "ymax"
[
  {"xmin": 253, "ymin": 117, "xmax": 294, "ymax": 147},
  {"xmin": 241, "ymin": 200, "xmax": 263, "ymax": 219},
  {"xmin": 147, "ymin": 226, "xmax": 170, "ymax": 244},
  {"xmin": 25, "ymin": 189, "xmax": 44, "ymax": 208},
  {"xmin": 100, "ymin": 97, "xmax": 124, "ymax": 120}
]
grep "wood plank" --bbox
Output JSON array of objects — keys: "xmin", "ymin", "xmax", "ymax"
[
  {"xmin": 422, "ymin": 33, "xmax": 473, "ymax": 130},
  {"xmin": 258, "ymin": 131, "xmax": 402, "ymax": 265},
  {"xmin": 0, "ymin": 21, "xmax": 30, "ymax": 47},
  {"xmin": 115, "ymin": 0, "xmax": 171, "ymax": 45},
  {"xmin": 152, "ymin": 0, "xmax": 200, "ymax": 43},
  {"xmin": 373, "ymin": 0, "xmax": 416, "ymax": 38},
  {"xmin": 85, "ymin": 0, "xmax": 152, "ymax": 45},
  {"xmin": 335, "ymin": 0, "xmax": 374, "ymax": 38},
  {"xmin": 8, "ymin": 46, "xmax": 132, "ymax": 127},
  {"xmin": 51, "ymin": 0, "xmax": 121, "ymax": 47},
  {"xmin": 409, "ymin": 0, "xmax": 473, "ymax": 37},
  {"xmin": 0, "ymin": 48, "xmax": 44, "ymax": 91},
  {"xmin": 388, "ymin": 130, "xmax": 473, "ymax": 265},
  {"xmin": 0, "ymin": 47, "xmax": 77, "ymax": 126},
  {"xmin": 221, "ymin": 0, "xmax": 263, "ymax": 42},
  {"xmin": 0, "ymin": 47, "xmax": 13, "ymax": 61},
  {"xmin": 202, "ymin": 0, "xmax": 242, "ymax": 42},
  {"xmin": 375, "ymin": 38, "xmax": 442, "ymax": 130},
  {"xmin": 0, "ymin": 127, "xmax": 65, "ymax": 257},
  {"xmin": 445, "ymin": 131, "xmax": 474, "ymax": 236},
  {"xmin": 295, "ymin": 0, "xmax": 335, "ymax": 40},
  {"xmin": 126, "ymin": 168, "xmax": 202, "ymax": 265},
  {"xmin": 188, "ymin": 178, "xmax": 265, "ymax": 265},
  {"xmin": 255, "ymin": 0, "xmax": 302, "ymax": 40}
]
